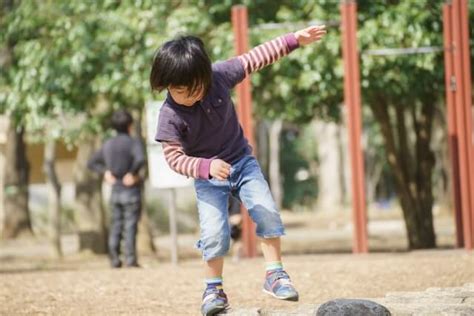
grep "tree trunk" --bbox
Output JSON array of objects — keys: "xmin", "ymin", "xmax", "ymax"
[
  {"xmin": 1, "ymin": 123, "xmax": 32, "ymax": 239},
  {"xmin": 73, "ymin": 137, "xmax": 107, "ymax": 253},
  {"xmin": 43, "ymin": 140, "xmax": 62, "ymax": 257},
  {"xmin": 313, "ymin": 120, "xmax": 345, "ymax": 211},
  {"xmin": 336, "ymin": 123, "xmax": 349, "ymax": 206},
  {"xmin": 410, "ymin": 101, "xmax": 436, "ymax": 248},
  {"xmin": 366, "ymin": 162, "xmax": 383, "ymax": 206},
  {"xmin": 369, "ymin": 97, "xmax": 436, "ymax": 249},
  {"xmin": 136, "ymin": 209, "xmax": 156, "ymax": 255},
  {"xmin": 269, "ymin": 119, "xmax": 283, "ymax": 210},
  {"xmin": 133, "ymin": 109, "xmax": 156, "ymax": 255}
]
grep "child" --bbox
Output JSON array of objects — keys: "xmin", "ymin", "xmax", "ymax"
[
  {"xmin": 150, "ymin": 25, "xmax": 326, "ymax": 315},
  {"xmin": 88, "ymin": 110, "xmax": 145, "ymax": 268}
]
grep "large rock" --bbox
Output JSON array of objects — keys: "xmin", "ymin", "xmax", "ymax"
[{"xmin": 316, "ymin": 299, "xmax": 391, "ymax": 316}]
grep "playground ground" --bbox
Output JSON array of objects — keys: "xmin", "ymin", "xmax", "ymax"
[{"xmin": 1, "ymin": 210, "xmax": 473, "ymax": 315}]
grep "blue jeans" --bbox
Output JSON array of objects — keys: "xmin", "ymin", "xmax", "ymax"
[
  {"xmin": 109, "ymin": 188, "xmax": 141, "ymax": 266},
  {"xmin": 194, "ymin": 155, "xmax": 285, "ymax": 261}
]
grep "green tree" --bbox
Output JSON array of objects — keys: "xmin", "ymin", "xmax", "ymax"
[
  {"xmin": 1, "ymin": 0, "xmax": 106, "ymax": 250},
  {"xmin": 0, "ymin": 0, "xmax": 171, "ymax": 250},
  {"xmin": 0, "ymin": 0, "xmax": 32, "ymax": 239},
  {"xmin": 358, "ymin": 1, "xmax": 448, "ymax": 248}
]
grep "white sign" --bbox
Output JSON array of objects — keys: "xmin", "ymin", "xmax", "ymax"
[{"xmin": 146, "ymin": 101, "xmax": 193, "ymax": 189}]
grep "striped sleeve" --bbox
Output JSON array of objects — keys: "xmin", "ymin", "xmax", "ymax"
[
  {"xmin": 162, "ymin": 141, "xmax": 212, "ymax": 179},
  {"xmin": 238, "ymin": 33, "xmax": 299, "ymax": 76}
]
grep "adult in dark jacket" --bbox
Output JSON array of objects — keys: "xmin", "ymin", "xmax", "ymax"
[{"xmin": 88, "ymin": 110, "xmax": 145, "ymax": 268}]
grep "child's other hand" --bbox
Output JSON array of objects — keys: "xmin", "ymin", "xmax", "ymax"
[
  {"xmin": 104, "ymin": 170, "xmax": 116, "ymax": 185},
  {"xmin": 295, "ymin": 25, "xmax": 327, "ymax": 46},
  {"xmin": 123, "ymin": 172, "xmax": 139, "ymax": 187},
  {"xmin": 210, "ymin": 159, "xmax": 231, "ymax": 180}
]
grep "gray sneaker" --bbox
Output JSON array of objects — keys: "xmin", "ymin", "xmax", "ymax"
[
  {"xmin": 263, "ymin": 270, "xmax": 299, "ymax": 301},
  {"xmin": 201, "ymin": 287, "xmax": 229, "ymax": 316}
]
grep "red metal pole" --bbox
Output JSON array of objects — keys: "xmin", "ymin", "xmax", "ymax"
[
  {"xmin": 457, "ymin": 0, "xmax": 474, "ymax": 248},
  {"xmin": 457, "ymin": 0, "xmax": 474, "ymax": 247},
  {"xmin": 450, "ymin": 0, "xmax": 473, "ymax": 250},
  {"xmin": 231, "ymin": 5, "xmax": 257, "ymax": 258},
  {"xmin": 340, "ymin": 0, "xmax": 368, "ymax": 253},
  {"xmin": 442, "ymin": 3, "xmax": 464, "ymax": 247}
]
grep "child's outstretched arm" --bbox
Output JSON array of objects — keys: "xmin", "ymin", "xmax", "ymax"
[{"xmin": 238, "ymin": 25, "xmax": 326, "ymax": 76}]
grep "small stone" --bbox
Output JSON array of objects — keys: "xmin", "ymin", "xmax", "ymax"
[{"xmin": 316, "ymin": 299, "xmax": 391, "ymax": 316}]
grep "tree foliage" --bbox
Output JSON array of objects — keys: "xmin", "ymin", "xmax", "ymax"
[{"xmin": 1, "ymin": 1, "xmax": 171, "ymax": 143}]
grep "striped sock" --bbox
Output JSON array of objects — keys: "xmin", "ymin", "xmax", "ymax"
[
  {"xmin": 205, "ymin": 276, "xmax": 223, "ymax": 290},
  {"xmin": 266, "ymin": 261, "xmax": 283, "ymax": 274}
]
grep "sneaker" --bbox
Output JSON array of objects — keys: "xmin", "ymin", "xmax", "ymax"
[
  {"xmin": 263, "ymin": 270, "xmax": 299, "ymax": 301},
  {"xmin": 201, "ymin": 287, "xmax": 229, "ymax": 316}
]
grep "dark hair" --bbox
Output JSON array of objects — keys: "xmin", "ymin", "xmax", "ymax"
[
  {"xmin": 111, "ymin": 110, "xmax": 133, "ymax": 133},
  {"xmin": 150, "ymin": 35, "xmax": 212, "ymax": 96}
]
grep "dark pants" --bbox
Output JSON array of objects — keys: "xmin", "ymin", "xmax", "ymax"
[{"xmin": 109, "ymin": 187, "xmax": 141, "ymax": 266}]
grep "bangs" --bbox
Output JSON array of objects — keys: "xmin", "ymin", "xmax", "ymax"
[
  {"xmin": 150, "ymin": 35, "xmax": 212, "ymax": 96},
  {"xmin": 166, "ymin": 52, "xmax": 210, "ymax": 96}
]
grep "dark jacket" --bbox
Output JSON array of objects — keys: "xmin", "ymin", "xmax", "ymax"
[{"xmin": 88, "ymin": 133, "xmax": 145, "ymax": 194}]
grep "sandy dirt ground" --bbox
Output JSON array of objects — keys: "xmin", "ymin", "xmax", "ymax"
[
  {"xmin": 1, "ymin": 250, "xmax": 473, "ymax": 315},
  {"xmin": 1, "ymin": 211, "xmax": 472, "ymax": 315}
]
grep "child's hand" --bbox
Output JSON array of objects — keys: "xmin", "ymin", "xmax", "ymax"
[
  {"xmin": 295, "ymin": 25, "xmax": 327, "ymax": 46},
  {"xmin": 210, "ymin": 159, "xmax": 231, "ymax": 181},
  {"xmin": 104, "ymin": 170, "xmax": 116, "ymax": 185}
]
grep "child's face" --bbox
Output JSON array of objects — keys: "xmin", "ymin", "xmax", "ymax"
[{"xmin": 168, "ymin": 85, "xmax": 204, "ymax": 106}]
